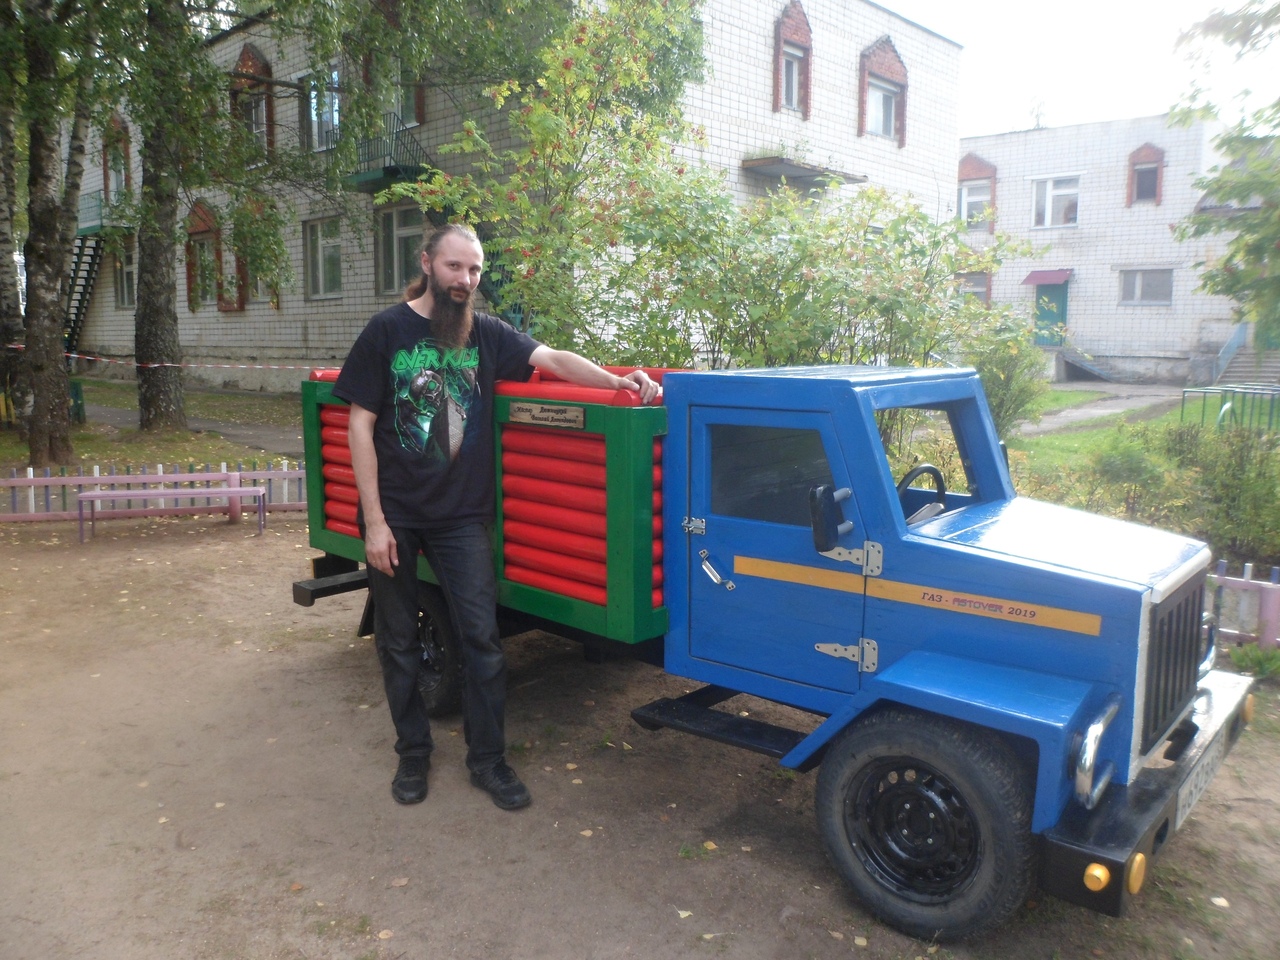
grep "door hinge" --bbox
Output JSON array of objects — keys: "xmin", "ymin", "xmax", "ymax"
[
  {"xmin": 819, "ymin": 540, "xmax": 883, "ymax": 576},
  {"xmin": 814, "ymin": 638, "xmax": 879, "ymax": 672},
  {"xmin": 683, "ymin": 516, "xmax": 706, "ymax": 535}
]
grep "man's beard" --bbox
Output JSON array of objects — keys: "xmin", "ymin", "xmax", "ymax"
[{"xmin": 426, "ymin": 272, "xmax": 474, "ymax": 349}]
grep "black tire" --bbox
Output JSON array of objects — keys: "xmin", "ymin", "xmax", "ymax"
[
  {"xmin": 416, "ymin": 583, "xmax": 463, "ymax": 717},
  {"xmin": 815, "ymin": 708, "xmax": 1036, "ymax": 941}
]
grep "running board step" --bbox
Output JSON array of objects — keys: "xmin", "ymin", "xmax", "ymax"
[
  {"xmin": 292, "ymin": 570, "xmax": 369, "ymax": 607},
  {"xmin": 631, "ymin": 685, "xmax": 806, "ymax": 759}
]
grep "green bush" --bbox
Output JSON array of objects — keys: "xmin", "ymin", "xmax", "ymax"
[{"xmin": 1228, "ymin": 644, "xmax": 1280, "ymax": 682}]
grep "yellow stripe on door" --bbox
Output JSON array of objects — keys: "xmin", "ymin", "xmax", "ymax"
[{"xmin": 732, "ymin": 555, "xmax": 1102, "ymax": 636}]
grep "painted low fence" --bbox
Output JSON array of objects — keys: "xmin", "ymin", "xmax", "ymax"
[
  {"xmin": 1212, "ymin": 560, "xmax": 1280, "ymax": 650},
  {"xmin": 1, "ymin": 461, "xmax": 306, "ymax": 523}
]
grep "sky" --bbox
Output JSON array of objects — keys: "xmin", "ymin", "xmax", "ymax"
[{"xmin": 880, "ymin": 0, "xmax": 1280, "ymax": 137}]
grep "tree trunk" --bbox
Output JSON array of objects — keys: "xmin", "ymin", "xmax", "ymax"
[
  {"xmin": 134, "ymin": 0, "xmax": 186, "ymax": 431},
  {"xmin": 0, "ymin": 57, "xmax": 26, "ymax": 432},
  {"xmin": 21, "ymin": 0, "xmax": 73, "ymax": 466}
]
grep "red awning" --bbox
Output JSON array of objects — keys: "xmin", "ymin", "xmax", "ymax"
[{"xmin": 1022, "ymin": 269, "xmax": 1074, "ymax": 285}]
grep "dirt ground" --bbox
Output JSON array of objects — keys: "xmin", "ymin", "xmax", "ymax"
[{"xmin": 2, "ymin": 516, "xmax": 1279, "ymax": 960}]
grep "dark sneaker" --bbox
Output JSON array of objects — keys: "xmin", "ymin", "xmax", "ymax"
[
  {"xmin": 391, "ymin": 755, "xmax": 429, "ymax": 804},
  {"xmin": 470, "ymin": 760, "xmax": 531, "ymax": 810}
]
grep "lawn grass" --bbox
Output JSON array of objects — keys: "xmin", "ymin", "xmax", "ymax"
[
  {"xmin": 1008, "ymin": 402, "xmax": 1186, "ymax": 478},
  {"xmin": 80, "ymin": 378, "xmax": 302, "ymax": 428},
  {"xmin": 1027, "ymin": 387, "xmax": 1109, "ymax": 417},
  {"xmin": 2, "ymin": 377, "xmax": 304, "ymax": 472}
]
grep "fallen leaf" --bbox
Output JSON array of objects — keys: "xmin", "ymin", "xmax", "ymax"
[
  {"xmin": 677, "ymin": 909, "xmax": 692, "ymax": 919},
  {"xmin": 390, "ymin": 877, "xmax": 409, "ymax": 887},
  {"xmin": 543, "ymin": 766, "xmax": 553, "ymax": 772},
  {"xmin": 580, "ymin": 829, "xmax": 593, "ymax": 837},
  {"xmin": 214, "ymin": 802, "xmax": 225, "ymax": 809},
  {"xmin": 622, "ymin": 742, "xmax": 633, "ymax": 750},
  {"xmin": 702, "ymin": 841, "xmax": 717, "ymax": 851},
  {"xmin": 566, "ymin": 763, "xmax": 578, "ymax": 770},
  {"xmin": 701, "ymin": 933, "xmax": 714, "ymax": 940},
  {"xmin": 290, "ymin": 883, "xmax": 304, "ymax": 892},
  {"xmin": 377, "ymin": 930, "xmax": 393, "ymax": 940},
  {"xmin": 928, "ymin": 948, "xmax": 939, "ymax": 955},
  {"xmin": 741, "ymin": 846, "xmax": 751, "ymax": 852},
  {"xmin": 572, "ymin": 778, "xmax": 583, "ymax": 784},
  {"xmin": 583, "ymin": 700, "xmax": 595, "ymax": 707},
  {"xmin": 1211, "ymin": 896, "xmax": 1230, "ymax": 908},
  {"xmin": 830, "ymin": 931, "xmax": 844, "ymax": 940},
  {"xmin": 854, "ymin": 936, "xmax": 868, "ymax": 947},
  {"xmin": 659, "ymin": 814, "xmax": 670, "ymax": 822}
]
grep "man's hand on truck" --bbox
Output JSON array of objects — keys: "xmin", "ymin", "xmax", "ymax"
[{"xmin": 527, "ymin": 345, "xmax": 662, "ymax": 404}]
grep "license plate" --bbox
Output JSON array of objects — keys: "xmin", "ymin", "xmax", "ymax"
[{"xmin": 1175, "ymin": 730, "xmax": 1227, "ymax": 830}]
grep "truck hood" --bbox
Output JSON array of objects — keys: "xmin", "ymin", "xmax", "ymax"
[{"xmin": 920, "ymin": 497, "xmax": 1209, "ymax": 591}]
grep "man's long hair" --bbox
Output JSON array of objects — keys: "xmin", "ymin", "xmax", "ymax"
[{"xmin": 403, "ymin": 223, "xmax": 481, "ymax": 302}]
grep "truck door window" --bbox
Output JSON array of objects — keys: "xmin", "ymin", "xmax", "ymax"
[
  {"xmin": 710, "ymin": 424, "xmax": 834, "ymax": 526},
  {"xmin": 876, "ymin": 405, "xmax": 977, "ymax": 500}
]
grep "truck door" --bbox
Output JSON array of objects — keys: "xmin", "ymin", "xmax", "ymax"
[{"xmin": 686, "ymin": 406, "xmax": 866, "ymax": 692}]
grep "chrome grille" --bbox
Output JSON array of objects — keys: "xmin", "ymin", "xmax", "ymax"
[{"xmin": 1142, "ymin": 570, "xmax": 1207, "ymax": 753}]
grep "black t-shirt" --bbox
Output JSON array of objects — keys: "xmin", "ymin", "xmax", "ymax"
[{"xmin": 333, "ymin": 303, "xmax": 539, "ymax": 528}]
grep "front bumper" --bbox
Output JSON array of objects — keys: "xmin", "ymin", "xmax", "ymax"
[{"xmin": 1039, "ymin": 669, "xmax": 1253, "ymax": 915}]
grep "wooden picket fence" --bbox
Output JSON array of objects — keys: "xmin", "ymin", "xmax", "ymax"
[{"xmin": 1, "ymin": 460, "xmax": 306, "ymax": 523}]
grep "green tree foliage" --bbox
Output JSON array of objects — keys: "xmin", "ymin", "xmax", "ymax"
[
  {"xmin": 397, "ymin": 0, "xmax": 1040, "ymax": 434},
  {"xmin": 1178, "ymin": 2, "xmax": 1280, "ymax": 344}
]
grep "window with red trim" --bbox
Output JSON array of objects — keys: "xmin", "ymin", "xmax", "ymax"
[
  {"xmin": 102, "ymin": 115, "xmax": 131, "ymax": 203},
  {"xmin": 773, "ymin": 3, "xmax": 812, "ymax": 120},
  {"xmin": 858, "ymin": 37, "xmax": 907, "ymax": 147},
  {"xmin": 1128, "ymin": 144, "xmax": 1164, "ymax": 206},
  {"xmin": 231, "ymin": 44, "xmax": 275, "ymax": 156},
  {"xmin": 185, "ymin": 203, "xmax": 246, "ymax": 312}
]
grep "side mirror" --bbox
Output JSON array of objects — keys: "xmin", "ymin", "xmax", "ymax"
[{"xmin": 810, "ymin": 484, "xmax": 854, "ymax": 553}]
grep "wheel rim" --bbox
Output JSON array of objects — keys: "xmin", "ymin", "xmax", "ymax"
[{"xmin": 844, "ymin": 756, "xmax": 981, "ymax": 901}]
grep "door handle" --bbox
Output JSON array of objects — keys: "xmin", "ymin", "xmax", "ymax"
[{"xmin": 699, "ymin": 550, "xmax": 735, "ymax": 590}]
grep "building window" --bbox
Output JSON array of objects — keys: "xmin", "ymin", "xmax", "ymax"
[
  {"xmin": 958, "ymin": 179, "xmax": 992, "ymax": 227},
  {"xmin": 114, "ymin": 238, "xmax": 136, "ymax": 309},
  {"xmin": 231, "ymin": 45, "xmax": 274, "ymax": 156},
  {"xmin": 189, "ymin": 236, "xmax": 219, "ymax": 307},
  {"xmin": 958, "ymin": 272, "xmax": 990, "ymax": 304},
  {"xmin": 378, "ymin": 207, "xmax": 424, "ymax": 295},
  {"xmin": 102, "ymin": 115, "xmax": 130, "ymax": 203},
  {"xmin": 772, "ymin": 3, "xmax": 812, "ymax": 120},
  {"xmin": 306, "ymin": 69, "xmax": 340, "ymax": 151},
  {"xmin": 866, "ymin": 79, "xmax": 900, "ymax": 139},
  {"xmin": 1033, "ymin": 177, "xmax": 1079, "ymax": 227},
  {"xmin": 1120, "ymin": 269, "xmax": 1172, "ymax": 304},
  {"xmin": 1127, "ymin": 144, "xmax": 1164, "ymax": 206},
  {"xmin": 858, "ymin": 36, "xmax": 908, "ymax": 147},
  {"xmin": 305, "ymin": 218, "xmax": 343, "ymax": 298}
]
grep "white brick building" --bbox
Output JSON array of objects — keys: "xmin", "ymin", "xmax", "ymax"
[
  {"xmin": 71, "ymin": 2, "xmax": 961, "ymax": 390},
  {"xmin": 960, "ymin": 115, "xmax": 1239, "ymax": 385}
]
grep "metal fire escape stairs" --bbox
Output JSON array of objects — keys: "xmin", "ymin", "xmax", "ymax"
[{"xmin": 64, "ymin": 234, "xmax": 104, "ymax": 353}]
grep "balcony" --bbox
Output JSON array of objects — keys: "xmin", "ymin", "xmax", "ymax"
[
  {"xmin": 77, "ymin": 190, "xmax": 130, "ymax": 236},
  {"xmin": 346, "ymin": 113, "xmax": 433, "ymax": 193}
]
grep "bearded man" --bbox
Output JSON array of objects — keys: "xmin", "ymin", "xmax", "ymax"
[{"xmin": 334, "ymin": 223, "xmax": 659, "ymax": 809}]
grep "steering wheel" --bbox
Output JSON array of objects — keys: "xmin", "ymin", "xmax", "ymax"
[{"xmin": 896, "ymin": 464, "xmax": 947, "ymax": 507}]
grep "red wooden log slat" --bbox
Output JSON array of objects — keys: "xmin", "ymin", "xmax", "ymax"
[
  {"xmin": 494, "ymin": 380, "xmax": 643, "ymax": 407},
  {"xmin": 324, "ymin": 500, "xmax": 359, "ymax": 523},
  {"xmin": 322, "ymin": 463, "xmax": 356, "ymax": 484},
  {"xmin": 652, "ymin": 538, "xmax": 663, "ymax": 562},
  {"xmin": 502, "ymin": 452, "xmax": 607, "ymax": 488},
  {"xmin": 503, "ymin": 498, "xmax": 607, "ymax": 538},
  {"xmin": 504, "ymin": 542, "xmax": 607, "ymax": 587},
  {"xmin": 505, "ymin": 564, "xmax": 607, "ymax": 607},
  {"xmin": 502, "ymin": 426, "xmax": 605, "ymax": 464},
  {"xmin": 322, "ymin": 443, "xmax": 353, "ymax": 465},
  {"xmin": 320, "ymin": 405, "xmax": 350, "ymax": 426},
  {"xmin": 321, "ymin": 425, "xmax": 349, "ymax": 446},
  {"xmin": 502, "ymin": 475, "xmax": 606, "ymax": 513},
  {"xmin": 310, "ymin": 369, "xmax": 341, "ymax": 382},
  {"xmin": 324, "ymin": 482, "xmax": 360, "ymax": 505},
  {"xmin": 326, "ymin": 519, "xmax": 362, "ymax": 538},
  {"xmin": 652, "ymin": 588, "xmax": 663, "ymax": 608},
  {"xmin": 652, "ymin": 564, "xmax": 663, "ymax": 588},
  {"xmin": 504, "ymin": 520, "xmax": 606, "ymax": 562},
  {"xmin": 653, "ymin": 439, "xmax": 663, "ymax": 464}
]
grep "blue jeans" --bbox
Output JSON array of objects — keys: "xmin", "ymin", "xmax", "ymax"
[{"xmin": 366, "ymin": 522, "xmax": 507, "ymax": 774}]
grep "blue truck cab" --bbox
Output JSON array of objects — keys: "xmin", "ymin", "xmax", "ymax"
[
  {"xmin": 295, "ymin": 363, "xmax": 1252, "ymax": 941},
  {"xmin": 640, "ymin": 365, "xmax": 1253, "ymax": 939}
]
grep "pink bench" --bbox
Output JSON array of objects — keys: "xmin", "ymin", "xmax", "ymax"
[{"xmin": 77, "ymin": 471, "xmax": 266, "ymax": 541}]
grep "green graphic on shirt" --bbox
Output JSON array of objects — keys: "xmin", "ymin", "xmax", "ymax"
[{"xmin": 391, "ymin": 343, "xmax": 479, "ymax": 461}]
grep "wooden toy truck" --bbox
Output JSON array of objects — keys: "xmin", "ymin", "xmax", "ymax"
[{"xmin": 294, "ymin": 364, "xmax": 1253, "ymax": 940}]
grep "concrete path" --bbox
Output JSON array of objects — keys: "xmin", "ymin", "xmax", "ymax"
[
  {"xmin": 1017, "ymin": 382, "xmax": 1186, "ymax": 436},
  {"xmin": 84, "ymin": 402, "xmax": 305, "ymax": 459}
]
